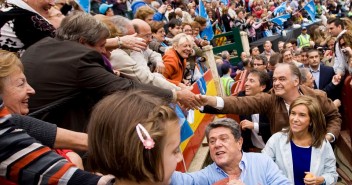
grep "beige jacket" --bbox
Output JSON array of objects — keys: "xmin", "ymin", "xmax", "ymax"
[{"xmin": 110, "ymin": 49, "xmax": 180, "ymax": 90}]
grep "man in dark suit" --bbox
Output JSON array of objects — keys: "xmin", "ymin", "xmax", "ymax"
[
  {"xmin": 238, "ymin": 69, "xmax": 271, "ymax": 152},
  {"xmin": 21, "ymin": 12, "xmax": 200, "ymax": 132},
  {"xmin": 307, "ymin": 49, "xmax": 342, "ymax": 100}
]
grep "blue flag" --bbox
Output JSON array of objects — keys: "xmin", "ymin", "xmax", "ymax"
[
  {"xmin": 198, "ymin": 0, "xmax": 214, "ymax": 40},
  {"xmin": 75, "ymin": 0, "xmax": 90, "ymax": 13},
  {"xmin": 273, "ymin": 2, "xmax": 286, "ymax": 15},
  {"xmin": 174, "ymin": 105, "xmax": 193, "ymax": 142},
  {"xmin": 220, "ymin": 0, "xmax": 228, "ymax": 6},
  {"xmin": 304, "ymin": 0, "xmax": 316, "ymax": 21},
  {"xmin": 270, "ymin": 13, "xmax": 291, "ymax": 26}
]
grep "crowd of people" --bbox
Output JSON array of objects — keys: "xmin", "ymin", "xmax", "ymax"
[{"xmin": 0, "ymin": 0, "xmax": 351, "ymax": 184}]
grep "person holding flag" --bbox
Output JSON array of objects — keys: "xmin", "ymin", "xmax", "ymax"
[
  {"xmin": 198, "ymin": 0, "xmax": 214, "ymax": 41},
  {"xmin": 234, "ymin": 8, "xmax": 250, "ymax": 31},
  {"xmin": 304, "ymin": 0, "xmax": 316, "ymax": 22}
]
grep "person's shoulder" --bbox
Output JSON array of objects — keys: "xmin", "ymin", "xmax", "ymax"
[
  {"xmin": 320, "ymin": 64, "xmax": 334, "ymax": 72},
  {"xmin": 302, "ymin": 85, "xmax": 328, "ymax": 98},
  {"xmin": 244, "ymin": 152, "xmax": 273, "ymax": 162}
]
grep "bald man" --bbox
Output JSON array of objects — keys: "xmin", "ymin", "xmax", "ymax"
[
  {"xmin": 109, "ymin": 17, "xmax": 180, "ymax": 90},
  {"xmin": 129, "ymin": 19, "xmax": 165, "ymax": 73}
]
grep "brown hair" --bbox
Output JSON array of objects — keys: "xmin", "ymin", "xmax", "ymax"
[
  {"xmin": 181, "ymin": 22, "xmax": 192, "ymax": 30},
  {"xmin": 0, "ymin": 50, "xmax": 23, "ymax": 92},
  {"xmin": 135, "ymin": 6, "xmax": 154, "ymax": 21},
  {"xmin": 194, "ymin": 16, "xmax": 206, "ymax": 26},
  {"xmin": 88, "ymin": 90, "xmax": 179, "ymax": 183},
  {"xmin": 95, "ymin": 15, "xmax": 118, "ymax": 38},
  {"xmin": 149, "ymin": 21, "xmax": 165, "ymax": 33},
  {"xmin": 339, "ymin": 30, "xmax": 352, "ymax": 49},
  {"xmin": 190, "ymin": 21, "xmax": 201, "ymax": 29},
  {"xmin": 286, "ymin": 95, "xmax": 327, "ymax": 148}
]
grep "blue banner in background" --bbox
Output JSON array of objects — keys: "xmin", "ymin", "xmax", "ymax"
[
  {"xmin": 75, "ymin": 0, "xmax": 90, "ymax": 13},
  {"xmin": 220, "ymin": 0, "xmax": 229, "ymax": 6},
  {"xmin": 304, "ymin": 0, "xmax": 316, "ymax": 21},
  {"xmin": 198, "ymin": 0, "xmax": 214, "ymax": 40},
  {"xmin": 273, "ymin": 2, "xmax": 286, "ymax": 15},
  {"xmin": 270, "ymin": 13, "xmax": 291, "ymax": 26}
]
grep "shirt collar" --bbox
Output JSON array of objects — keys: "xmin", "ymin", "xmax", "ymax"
[
  {"xmin": 214, "ymin": 152, "xmax": 247, "ymax": 178},
  {"xmin": 309, "ymin": 64, "xmax": 320, "ymax": 73}
]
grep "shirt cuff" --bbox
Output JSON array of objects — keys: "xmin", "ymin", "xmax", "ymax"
[
  {"xmin": 172, "ymin": 89, "xmax": 177, "ymax": 102},
  {"xmin": 327, "ymin": 133, "xmax": 335, "ymax": 143},
  {"xmin": 253, "ymin": 122, "xmax": 259, "ymax": 133},
  {"xmin": 215, "ymin": 96, "xmax": 224, "ymax": 110}
]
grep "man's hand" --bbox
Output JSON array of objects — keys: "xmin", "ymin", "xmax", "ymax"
[
  {"xmin": 195, "ymin": 95, "xmax": 217, "ymax": 107},
  {"xmin": 332, "ymin": 74, "xmax": 341, "ymax": 85},
  {"xmin": 120, "ymin": 34, "xmax": 147, "ymax": 51},
  {"xmin": 240, "ymin": 120, "xmax": 254, "ymax": 130},
  {"xmin": 176, "ymin": 89, "xmax": 202, "ymax": 110},
  {"xmin": 155, "ymin": 61, "xmax": 165, "ymax": 73},
  {"xmin": 158, "ymin": 4, "xmax": 167, "ymax": 14}
]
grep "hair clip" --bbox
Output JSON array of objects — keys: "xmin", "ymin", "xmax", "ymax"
[{"xmin": 136, "ymin": 123, "xmax": 155, "ymax": 150}]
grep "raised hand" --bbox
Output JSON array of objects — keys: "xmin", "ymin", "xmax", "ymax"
[{"xmin": 120, "ymin": 33, "xmax": 147, "ymax": 51}]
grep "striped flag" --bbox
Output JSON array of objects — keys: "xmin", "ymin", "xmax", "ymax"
[{"xmin": 174, "ymin": 105, "xmax": 194, "ymax": 142}]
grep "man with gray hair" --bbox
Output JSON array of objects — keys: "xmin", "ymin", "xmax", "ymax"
[
  {"xmin": 171, "ymin": 118, "xmax": 291, "ymax": 184},
  {"xmin": 21, "ymin": 12, "xmax": 200, "ymax": 132},
  {"xmin": 198, "ymin": 63, "xmax": 341, "ymax": 143},
  {"xmin": 109, "ymin": 16, "xmax": 180, "ymax": 90}
]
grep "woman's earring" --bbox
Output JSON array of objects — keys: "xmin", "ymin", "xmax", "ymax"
[{"xmin": 309, "ymin": 123, "xmax": 312, "ymax": 127}]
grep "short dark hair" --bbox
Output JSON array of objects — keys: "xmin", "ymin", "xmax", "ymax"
[
  {"xmin": 205, "ymin": 118, "xmax": 241, "ymax": 142},
  {"xmin": 307, "ymin": 49, "xmax": 319, "ymax": 56},
  {"xmin": 248, "ymin": 69, "xmax": 270, "ymax": 89},
  {"xmin": 289, "ymin": 39, "xmax": 297, "ymax": 46},
  {"xmin": 253, "ymin": 55, "xmax": 268, "ymax": 65},
  {"xmin": 221, "ymin": 63, "xmax": 231, "ymax": 74},
  {"xmin": 167, "ymin": 18, "xmax": 182, "ymax": 29},
  {"xmin": 301, "ymin": 46, "xmax": 311, "ymax": 53},
  {"xmin": 269, "ymin": 53, "xmax": 280, "ymax": 66},
  {"xmin": 249, "ymin": 46, "xmax": 259, "ymax": 54},
  {"xmin": 327, "ymin": 17, "xmax": 345, "ymax": 29}
]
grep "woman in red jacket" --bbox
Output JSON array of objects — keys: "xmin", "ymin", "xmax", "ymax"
[{"xmin": 162, "ymin": 33, "xmax": 193, "ymax": 87}]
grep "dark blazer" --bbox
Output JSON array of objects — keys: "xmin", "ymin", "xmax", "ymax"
[
  {"xmin": 22, "ymin": 37, "xmax": 173, "ymax": 132},
  {"xmin": 238, "ymin": 91, "xmax": 271, "ymax": 152},
  {"xmin": 313, "ymin": 64, "xmax": 339, "ymax": 100}
]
